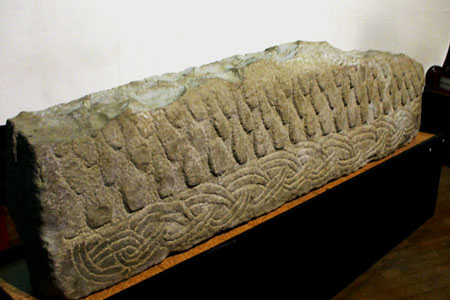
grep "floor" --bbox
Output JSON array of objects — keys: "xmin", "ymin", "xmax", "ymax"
[{"xmin": 333, "ymin": 165, "xmax": 450, "ymax": 300}]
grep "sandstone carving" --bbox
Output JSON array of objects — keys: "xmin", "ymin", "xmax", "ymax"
[{"xmin": 6, "ymin": 41, "xmax": 424, "ymax": 299}]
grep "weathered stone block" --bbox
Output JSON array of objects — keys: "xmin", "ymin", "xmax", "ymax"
[{"xmin": 6, "ymin": 41, "xmax": 423, "ymax": 299}]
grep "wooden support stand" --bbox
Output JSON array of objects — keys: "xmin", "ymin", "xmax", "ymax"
[{"xmin": 0, "ymin": 132, "xmax": 445, "ymax": 299}]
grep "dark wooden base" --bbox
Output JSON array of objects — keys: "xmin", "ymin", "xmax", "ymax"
[{"xmin": 333, "ymin": 165, "xmax": 450, "ymax": 299}]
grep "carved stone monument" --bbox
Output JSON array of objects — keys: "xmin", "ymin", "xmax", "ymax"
[{"xmin": 6, "ymin": 41, "xmax": 423, "ymax": 299}]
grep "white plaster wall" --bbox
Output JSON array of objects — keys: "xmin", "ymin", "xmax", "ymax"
[{"xmin": 1, "ymin": 0, "xmax": 449, "ymax": 124}]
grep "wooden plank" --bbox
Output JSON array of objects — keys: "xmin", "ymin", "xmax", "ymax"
[{"xmin": 0, "ymin": 279, "xmax": 36, "ymax": 300}]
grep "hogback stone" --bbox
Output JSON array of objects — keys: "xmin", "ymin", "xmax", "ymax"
[{"xmin": 5, "ymin": 41, "xmax": 423, "ymax": 299}]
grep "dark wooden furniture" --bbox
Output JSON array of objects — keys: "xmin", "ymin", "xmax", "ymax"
[{"xmin": 421, "ymin": 43, "xmax": 450, "ymax": 163}]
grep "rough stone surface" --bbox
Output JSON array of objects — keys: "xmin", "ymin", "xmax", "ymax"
[{"xmin": 5, "ymin": 41, "xmax": 424, "ymax": 299}]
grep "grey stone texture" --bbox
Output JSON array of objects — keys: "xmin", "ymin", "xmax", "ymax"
[{"xmin": 6, "ymin": 41, "xmax": 424, "ymax": 299}]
